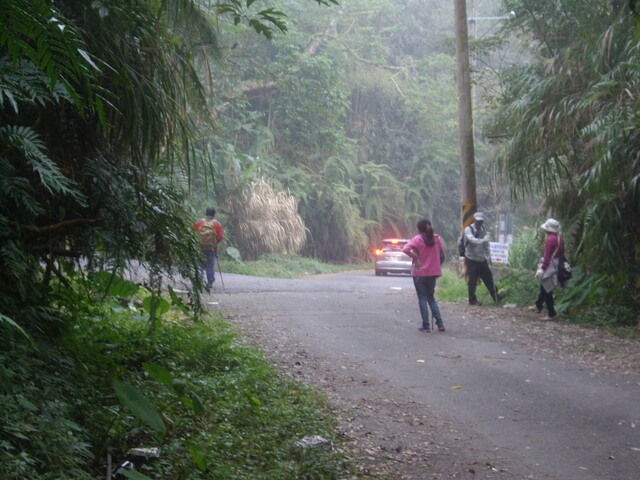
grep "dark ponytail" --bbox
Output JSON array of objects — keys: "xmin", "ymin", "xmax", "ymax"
[{"xmin": 417, "ymin": 218, "xmax": 435, "ymax": 246}]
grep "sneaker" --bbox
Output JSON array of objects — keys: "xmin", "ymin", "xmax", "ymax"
[
  {"xmin": 496, "ymin": 292, "xmax": 507, "ymax": 302},
  {"xmin": 528, "ymin": 305, "xmax": 542, "ymax": 313},
  {"xmin": 437, "ymin": 326, "xmax": 446, "ymax": 332},
  {"xmin": 469, "ymin": 300, "xmax": 482, "ymax": 306},
  {"xmin": 418, "ymin": 327, "xmax": 431, "ymax": 333},
  {"xmin": 541, "ymin": 315, "xmax": 558, "ymax": 321}
]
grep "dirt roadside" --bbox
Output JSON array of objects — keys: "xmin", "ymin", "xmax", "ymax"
[{"xmin": 223, "ymin": 298, "xmax": 640, "ymax": 480}]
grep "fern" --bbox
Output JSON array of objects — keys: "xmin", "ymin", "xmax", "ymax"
[
  {"xmin": 0, "ymin": 56, "xmax": 71, "ymax": 112},
  {"xmin": 0, "ymin": 126, "xmax": 86, "ymax": 203},
  {"xmin": 0, "ymin": 0, "xmax": 100, "ymax": 113}
]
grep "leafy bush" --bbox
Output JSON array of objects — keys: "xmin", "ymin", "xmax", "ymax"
[
  {"xmin": 505, "ymin": 227, "xmax": 541, "ymax": 271},
  {"xmin": 0, "ymin": 285, "xmax": 355, "ymax": 479},
  {"xmin": 490, "ymin": 268, "xmax": 540, "ymax": 308},
  {"xmin": 0, "ymin": 340, "xmax": 96, "ymax": 479},
  {"xmin": 554, "ymin": 269, "xmax": 639, "ymax": 331}
]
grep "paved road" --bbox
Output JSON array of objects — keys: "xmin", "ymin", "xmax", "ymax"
[{"xmin": 211, "ymin": 270, "xmax": 640, "ymax": 480}]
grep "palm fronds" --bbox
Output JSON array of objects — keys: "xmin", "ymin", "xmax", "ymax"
[{"xmin": 488, "ymin": 6, "xmax": 639, "ymax": 280}]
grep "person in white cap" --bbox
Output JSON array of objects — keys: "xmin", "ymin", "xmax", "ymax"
[
  {"xmin": 533, "ymin": 218, "xmax": 564, "ymax": 319},
  {"xmin": 463, "ymin": 212, "xmax": 502, "ymax": 305}
]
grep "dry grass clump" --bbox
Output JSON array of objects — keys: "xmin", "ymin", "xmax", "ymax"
[{"xmin": 229, "ymin": 177, "xmax": 306, "ymax": 260}]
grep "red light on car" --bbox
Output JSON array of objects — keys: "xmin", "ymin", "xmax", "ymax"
[
  {"xmin": 375, "ymin": 248, "xmax": 383, "ymax": 255},
  {"xmin": 390, "ymin": 240, "xmax": 399, "ymax": 244}
]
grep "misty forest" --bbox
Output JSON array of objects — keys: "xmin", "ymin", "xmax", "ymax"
[{"xmin": 1, "ymin": 0, "xmax": 639, "ymax": 478}]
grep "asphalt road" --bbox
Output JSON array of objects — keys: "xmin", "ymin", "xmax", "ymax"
[{"xmin": 211, "ymin": 270, "xmax": 640, "ymax": 480}]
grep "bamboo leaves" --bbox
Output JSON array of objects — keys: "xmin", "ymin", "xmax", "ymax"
[{"xmin": 489, "ymin": 2, "xmax": 640, "ymax": 277}]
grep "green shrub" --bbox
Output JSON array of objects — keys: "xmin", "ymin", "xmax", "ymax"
[
  {"xmin": 0, "ymin": 340, "xmax": 95, "ymax": 480},
  {"xmin": 506, "ymin": 227, "xmax": 541, "ymax": 271},
  {"xmin": 1, "ymin": 286, "xmax": 355, "ymax": 479}
]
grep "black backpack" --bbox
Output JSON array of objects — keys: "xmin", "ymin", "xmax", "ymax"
[
  {"xmin": 458, "ymin": 224, "xmax": 480, "ymax": 257},
  {"xmin": 557, "ymin": 253, "xmax": 572, "ymax": 286}
]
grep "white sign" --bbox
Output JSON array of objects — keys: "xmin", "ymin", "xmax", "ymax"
[{"xmin": 489, "ymin": 242, "xmax": 509, "ymax": 264}]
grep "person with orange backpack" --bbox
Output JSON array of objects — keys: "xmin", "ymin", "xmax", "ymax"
[{"xmin": 193, "ymin": 208, "xmax": 224, "ymax": 288}]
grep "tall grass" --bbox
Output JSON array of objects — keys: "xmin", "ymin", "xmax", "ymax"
[
  {"xmin": 436, "ymin": 267, "xmax": 469, "ymax": 301},
  {"xmin": 221, "ymin": 253, "xmax": 370, "ymax": 278}
]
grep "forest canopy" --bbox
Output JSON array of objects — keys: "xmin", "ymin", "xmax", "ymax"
[{"xmin": 1, "ymin": 0, "xmax": 638, "ymax": 328}]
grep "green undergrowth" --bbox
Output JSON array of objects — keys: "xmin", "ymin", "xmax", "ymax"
[
  {"xmin": 424, "ymin": 263, "xmax": 638, "ymax": 338},
  {"xmin": 434, "ymin": 267, "xmax": 469, "ymax": 301},
  {"xmin": 428, "ymin": 265, "xmax": 508, "ymax": 306},
  {"xmin": 488, "ymin": 267, "xmax": 640, "ymax": 338},
  {"xmin": 1, "ymin": 292, "xmax": 357, "ymax": 479},
  {"xmin": 221, "ymin": 253, "xmax": 370, "ymax": 278}
]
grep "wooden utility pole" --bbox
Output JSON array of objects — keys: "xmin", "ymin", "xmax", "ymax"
[{"xmin": 454, "ymin": 0, "xmax": 477, "ymax": 230}]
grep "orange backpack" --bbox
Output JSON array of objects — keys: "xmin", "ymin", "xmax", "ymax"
[{"xmin": 198, "ymin": 219, "xmax": 219, "ymax": 250}]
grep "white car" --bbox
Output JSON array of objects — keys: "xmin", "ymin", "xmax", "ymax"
[{"xmin": 374, "ymin": 238, "xmax": 412, "ymax": 276}]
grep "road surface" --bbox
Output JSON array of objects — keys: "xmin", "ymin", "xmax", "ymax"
[{"xmin": 209, "ymin": 270, "xmax": 640, "ymax": 480}]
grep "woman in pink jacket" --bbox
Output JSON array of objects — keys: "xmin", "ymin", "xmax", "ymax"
[{"xmin": 402, "ymin": 218, "xmax": 446, "ymax": 332}]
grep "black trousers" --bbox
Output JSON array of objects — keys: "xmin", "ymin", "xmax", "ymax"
[
  {"xmin": 465, "ymin": 258, "xmax": 498, "ymax": 304},
  {"xmin": 535, "ymin": 285, "xmax": 556, "ymax": 317}
]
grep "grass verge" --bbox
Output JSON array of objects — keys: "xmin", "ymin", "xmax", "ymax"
[
  {"xmin": 1, "ymin": 289, "xmax": 359, "ymax": 479},
  {"xmin": 221, "ymin": 253, "xmax": 371, "ymax": 278}
]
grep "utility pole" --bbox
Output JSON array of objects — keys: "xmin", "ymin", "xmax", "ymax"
[
  {"xmin": 469, "ymin": 0, "xmax": 478, "ymax": 103},
  {"xmin": 454, "ymin": 0, "xmax": 477, "ymax": 230}
]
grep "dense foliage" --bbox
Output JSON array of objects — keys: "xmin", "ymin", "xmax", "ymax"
[
  {"xmin": 188, "ymin": 0, "xmax": 487, "ymax": 262},
  {"xmin": 1, "ymin": 280, "xmax": 351, "ymax": 479},
  {"xmin": 0, "ymin": 0, "xmax": 349, "ymax": 320},
  {"xmin": 486, "ymin": 0, "xmax": 639, "ymax": 299},
  {"xmin": 0, "ymin": 1, "xmax": 348, "ymax": 478},
  {"xmin": 3, "ymin": 0, "xmax": 639, "ymax": 476},
  {"xmin": 0, "ymin": 0, "xmax": 216, "ymax": 329}
]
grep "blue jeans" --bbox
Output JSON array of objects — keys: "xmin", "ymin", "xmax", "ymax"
[
  {"xmin": 412, "ymin": 276, "xmax": 443, "ymax": 329},
  {"xmin": 201, "ymin": 250, "xmax": 217, "ymax": 286}
]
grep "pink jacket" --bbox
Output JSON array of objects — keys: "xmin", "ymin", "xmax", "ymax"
[{"xmin": 402, "ymin": 233, "xmax": 445, "ymax": 277}]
